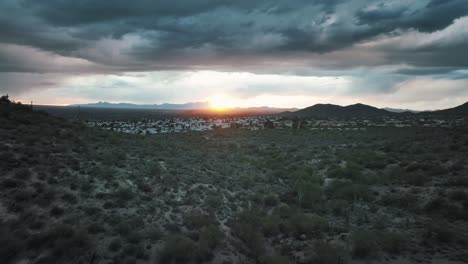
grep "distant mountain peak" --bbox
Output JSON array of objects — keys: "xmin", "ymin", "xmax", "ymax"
[
  {"xmin": 383, "ymin": 107, "xmax": 420, "ymax": 113},
  {"xmin": 72, "ymin": 101, "xmax": 211, "ymax": 110},
  {"xmin": 71, "ymin": 101, "xmax": 296, "ymax": 113}
]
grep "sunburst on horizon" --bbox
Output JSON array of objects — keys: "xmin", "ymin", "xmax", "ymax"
[{"xmin": 208, "ymin": 94, "xmax": 239, "ymax": 111}]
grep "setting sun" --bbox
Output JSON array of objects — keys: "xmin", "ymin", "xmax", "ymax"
[{"xmin": 208, "ymin": 94, "xmax": 239, "ymax": 111}]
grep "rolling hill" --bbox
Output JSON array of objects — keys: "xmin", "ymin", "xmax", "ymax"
[
  {"xmin": 282, "ymin": 101, "xmax": 468, "ymax": 119},
  {"xmin": 284, "ymin": 103, "xmax": 393, "ymax": 119},
  {"xmin": 430, "ymin": 101, "xmax": 468, "ymax": 116}
]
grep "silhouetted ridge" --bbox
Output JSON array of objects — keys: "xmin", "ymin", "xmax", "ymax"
[
  {"xmin": 73, "ymin": 101, "xmax": 212, "ymax": 110},
  {"xmin": 430, "ymin": 101, "xmax": 468, "ymax": 116},
  {"xmin": 287, "ymin": 103, "xmax": 392, "ymax": 118}
]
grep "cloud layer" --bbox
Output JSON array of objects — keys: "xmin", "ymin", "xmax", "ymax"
[{"xmin": 1, "ymin": 0, "xmax": 468, "ymax": 108}]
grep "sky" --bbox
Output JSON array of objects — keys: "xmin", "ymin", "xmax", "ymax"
[{"xmin": 1, "ymin": 0, "xmax": 468, "ymax": 110}]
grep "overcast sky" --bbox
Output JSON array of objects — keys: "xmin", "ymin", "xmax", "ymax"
[{"xmin": 1, "ymin": 0, "xmax": 468, "ymax": 109}]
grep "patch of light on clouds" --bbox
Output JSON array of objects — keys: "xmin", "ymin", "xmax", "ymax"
[
  {"xmin": 25, "ymin": 71, "xmax": 351, "ymax": 106},
  {"xmin": 208, "ymin": 94, "xmax": 353, "ymax": 109},
  {"xmin": 366, "ymin": 77, "xmax": 468, "ymax": 110},
  {"xmin": 360, "ymin": 16, "xmax": 468, "ymax": 50},
  {"xmin": 20, "ymin": 70, "xmax": 468, "ymax": 110}
]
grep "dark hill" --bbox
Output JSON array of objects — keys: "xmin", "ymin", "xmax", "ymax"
[
  {"xmin": 429, "ymin": 101, "xmax": 468, "ymax": 116},
  {"xmin": 286, "ymin": 103, "xmax": 393, "ymax": 119}
]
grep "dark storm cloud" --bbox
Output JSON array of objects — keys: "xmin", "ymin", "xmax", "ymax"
[
  {"xmin": 1, "ymin": 0, "xmax": 468, "ymax": 102},
  {"xmin": 22, "ymin": 0, "xmax": 343, "ymax": 26},
  {"xmin": 357, "ymin": 0, "xmax": 468, "ymax": 32},
  {"xmin": 394, "ymin": 67, "xmax": 459, "ymax": 76},
  {"xmin": 389, "ymin": 47, "xmax": 468, "ymax": 68}
]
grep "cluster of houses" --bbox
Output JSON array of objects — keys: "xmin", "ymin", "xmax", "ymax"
[
  {"xmin": 84, "ymin": 116, "xmax": 281, "ymax": 134},
  {"xmin": 308, "ymin": 117, "xmax": 467, "ymax": 129},
  {"xmin": 83, "ymin": 115, "xmax": 467, "ymax": 135}
]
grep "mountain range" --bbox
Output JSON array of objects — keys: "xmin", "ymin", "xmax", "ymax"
[
  {"xmin": 383, "ymin": 107, "xmax": 421, "ymax": 113},
  {"xmin": 73, "ymin": 101, "xmax": 468, "ymax": 118},
  {"xmin": 73, "ymin": 101, "xmax": 212, "ymax": 110},
  {"xmin": 282, "ymin": 101, "xmax": 468, "ymax": 119},
  {"xmin": 72, "ymin": 101, "xmax": 298, "ymax": 114}
]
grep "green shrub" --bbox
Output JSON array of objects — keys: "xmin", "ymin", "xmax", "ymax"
[
  {"xmin": 114, "ymin": 186, "xmax": 135, "ymax": 202},
  {"xmin": 424, "ymin": 197, "xmax": 447, "ymax": 214},
  {"xmin": 87, "ymin": 222, "xmax": 105, "ymax": 234},
  {"xmin": 116, "ymin": 217, "xmax": 144, "ymax": 236},
  {"xmin": 351, "ymin": 229, "xmax": 379, "ymax": 258},
  {"xmin": 286, "ymin": 212, "xmax": 327, "ymax": 238},
  {"xmin": 373, "ymin": 215, "xmax": 389, "ymax": 230},
  {"xmin": 101, "ymin": 150, "xmax": 126, "ymax": 166},
  {"xmin": 232, "ymin": 210, "xmax": 265, "ymax": 257},
  {"xmin": 61, "ymin": 192, "xmax": 78, "ymax": 204},
  {"xmin": 298, "ymin": 182, "xmax": 323, "ymax": 209},
  {"xmin": 125, "ymin": 231, "xmax": 143, "ymax": 244},
  {"xmin": 123, "ymin": 257, "xmax": 137, "ymax": 264},
  {"xmin": 264, "ymin": 194, "xmax": 278, "ymax": 207},
  {"xmin": 0, "ymin": 228, "xmax": 23, "ymax": 262},
  {"xmin": 14, "ymin": 168, "xmax": 31, "ymax": 180},
  {"xmin": 205, "ymin": 194, "xmax": 223, "ymax": 210},
  {"xmin": 91, "ymin": 165, "xmax": 117, "ymax": 180},
  {"xmin": 327, "ymin": 199, "xmax": 349, "ymax": 216},
  {"xmin": 146, "ymin": 225, "xmax": 163, "ymax": 242},
  {"xmin": 108, "ymin": 238, "xmax": 122, "ymax": 252},
  {"xmin": 46, "ymin": 225, "xmax": 91, "ymax": 261},
  {"xmin": 328, "ymin": 162, "xmax": 363, "ymax": 182},
  {"xmin": 83, "ymin": 206, "xmax": 102, "ymax": 216},
  {"xmin": 380, "ymin": 192, "xmax": 417, "ymax": 209},
  {"xmin": 165, "ymin": 222, "xmax": 181, "ymax": 233},
  {"xmin": 327, "ymin": 181, "xmax": 371, "ymax": 202},
  {"xmin": 197, "ymin": 225, "xmax": 225, "ymax": 261},
  {"xmin": 122, "ymin": 244, "xmax": 147, "ymax": 260},
  {"xmin": 275, "ymin": 204, "xmax": 297, "ymax": 219},
  {"xmin": 449, "ymin": 175, "xmax": 468, "ymax": 187},
  {"xmin": 147, "ymin": 161, "xmax": 162, "ymax": 176},
  {"xmin": 427, "ymin": 220, "xmax": 455, "ymax": 243},
  {"xmin": 259, "ymin": 254, "xmax": 292, "ymax": 264},
  {"xmin": 50, "ymin": 206, "xmax": 64, "ymax": 217},
  {"xmin": 350, "ymin": 151, "xmax": 386, "ymax": 170},
  {"xmin": 158, "ymin": 235, "xmax": 197, "ymax": 263},
  {"xmin": 49, "ymin": 224, "xmax": 75, "ymax": 239},
  {"xmin": 449, "ymin": 190, "xmax": 468, "ymax": 201},
  {"xmin": 78, "ymin": 177, "xmax": 93, "ymax": 192},
  {"xmin": 308, "ymin": 241, "xmax": 348, "ymax": 264},
  {"xmin": 405, "ymin": 162, "xmax": 421, "ymax": 172},
  {"xmin": 261, "ymin": 214, "xmax": 281, "ymax": 237},
  {"xmin": 183, "ymin": 210, "xmax": 215, "ymax": 230},
  {"xmin": 199, "ymin": 225, "xmax": 224, "ymax": 249},
  {"xmin": 378, "ymin": 231, "xmax": 406, "ymax": 254},
  {"xmin": 406, "ymin": 171, "xmax": 428, "ymax": 186},
  {"xmin": 14, "ymin": 189, "xmax": 34, "ymax": 202},
  {"xmin": 384, "ymin": 165, "xmax": 405, "ymax": 184},
  {"xmin": 2, "ymin": 178, "xmax": 24, "ymax": 189}
]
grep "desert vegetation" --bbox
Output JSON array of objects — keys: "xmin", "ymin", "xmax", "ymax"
[{"xmin": 1, "ymin": 106, "xmax": 468, "ymax": 263}]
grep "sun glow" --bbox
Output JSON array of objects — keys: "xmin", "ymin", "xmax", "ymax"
[{"xmin": 208, "ymin": 94, "xmax": 239, "ymax": 111}]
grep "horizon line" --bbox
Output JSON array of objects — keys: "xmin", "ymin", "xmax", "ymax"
[{"xmin": 24, "ymin": 100, "xmax": 468, "ymax": 112}]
